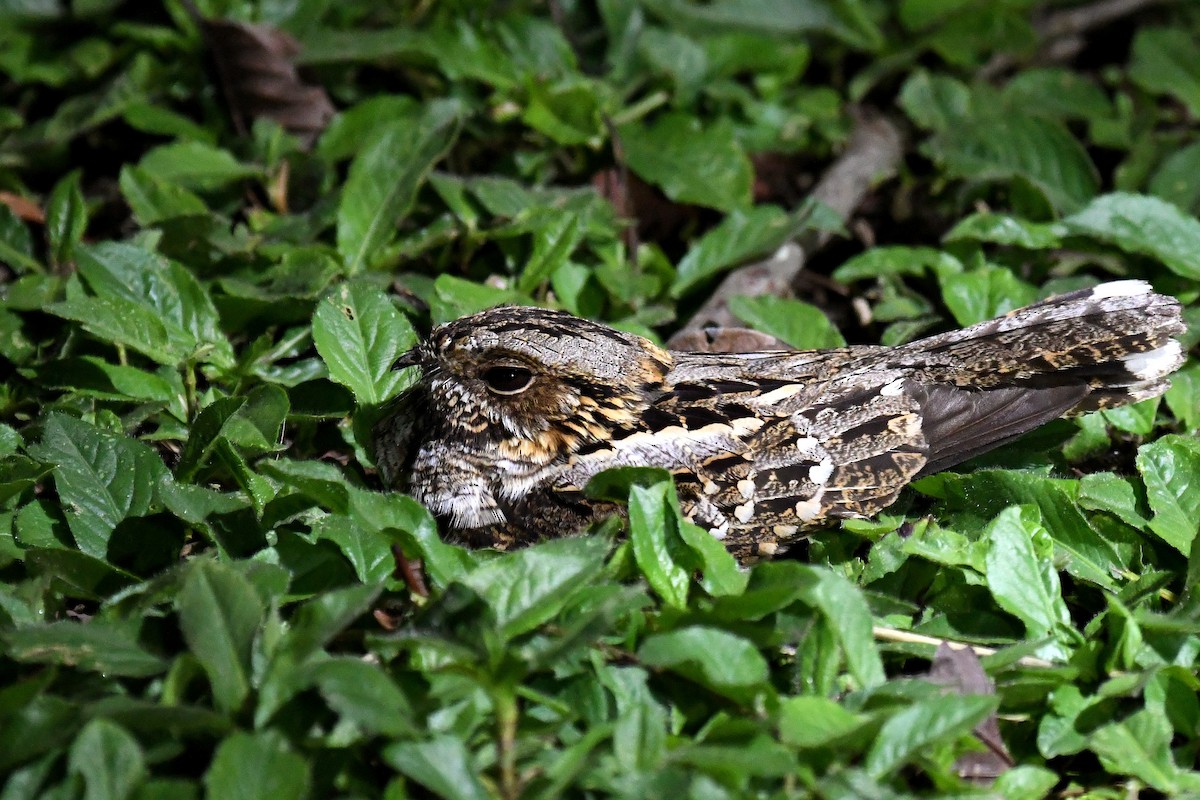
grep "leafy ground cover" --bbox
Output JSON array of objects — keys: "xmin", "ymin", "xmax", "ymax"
[{"xmin": 2, "ymin": 1, "xmax": 1200, "ymax": 797}]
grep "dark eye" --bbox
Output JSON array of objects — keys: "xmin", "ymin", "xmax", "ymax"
[{"xmin": 482, "ymin": 365, "xmax": 534, "ymax": 395}]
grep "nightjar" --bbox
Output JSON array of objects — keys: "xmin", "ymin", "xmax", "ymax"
[{"xmin": 374, "ymin": 281, "xmax": 1185, "ymax": 561}]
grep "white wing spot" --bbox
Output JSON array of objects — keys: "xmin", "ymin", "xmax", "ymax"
[
  {"xmin": 1091, "ymin": 280, "xmax": 1150, "ymax": 299},
  {"xmin": 880, "ymin": 378, "xmax": 905, "ymax": 396},
  {"xmin": 734, "ymin": 502, "xmax": 755, "ymax": 523},
  {"xmin": 794, "ymin": 495, "xmax": 824, "ymax": 521},
  {"xmin": 737, "ymin": 479, "xmax": 755, "ymax": 499},
  {"xmin": 1123, "ymin": 341, "xmax": 1183, "ymax": 380},
  {"xmin": 808, "ymin": 457, "xmax": 834, "ymax": 486}
]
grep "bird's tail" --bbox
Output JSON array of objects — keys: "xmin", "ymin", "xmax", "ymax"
[
  {"xmin": 894, "ymin": 279, "xmax": 1185, "ymax": 411},
  {"xmin": 882, "ymin": 280, "xmax": 1186, "ymax": 475}
]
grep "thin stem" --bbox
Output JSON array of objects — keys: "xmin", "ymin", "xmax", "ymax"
[{"xmin": 871, "ymin": 625, "xmax": 1056, "ymax": 669}]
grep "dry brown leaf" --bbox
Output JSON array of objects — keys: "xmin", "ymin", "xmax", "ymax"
[
  {"xmin": 928, "ymin": 643, "xmax": 1014, "ymax": 783},
  {"xmin": 0, "ymin": 191, "xmax": 45, "ymax": 224},
  {"xmin": 200, "ymin": 18, "xmax": 335, "ymax": 149}
]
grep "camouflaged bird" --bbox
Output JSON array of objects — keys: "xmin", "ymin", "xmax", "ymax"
[{"xmin": 374, "ymin": 281, "xmax": 1185, "ymax": 561}]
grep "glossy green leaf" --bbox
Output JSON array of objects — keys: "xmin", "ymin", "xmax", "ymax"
[
  {"xmin": 673, "ymin": 206, "xmax": 805, "ymax": 295},
  {"xmin": 984, "ymin": 505, "xmax": 1071, "ymax": 656},
  {"xmin": 1061, "ymin": 192, "xmax": 1200, "ymax": 280},
  {"xmin": 938, "ymin": 265, "xmax": 1038, "ymax": 326},
  {"xmin": 925, "ymin": 112, "xmax": 1098, "ymax": 212},
  {"xmin": 337, "ymin": 100, "xmax": 462, "ymax": 272},
  {"xmin": 203, "ymin": 731, "xmax": 310, "ymax": 800},
  {"xmin": 619, "ymin": 112, "xmax": 752, "ymax": 212},
  {"xmin": 864, "ymin": 694, "xmax": 997, "ymax": 778},
  {"xmin": 383, "ymin": 737, "xmax": 490, "ymax": 800},
  {"xmin": 3, "ymin": 621, "xmax": 167, "ymax": 677},
  {"xmin": 460, "ymin": 535, "xmax": 609, "ymax": 641},
  {"xmin": 312, "ymin": 281, "xmax": 417, "ymax": 406},
  {"xmin": 138, "ymin": 141, "xmax": 258, "ymax": 191},
  {"xmin": 638, "ymin": 626, "xmax": 769, "ymax": 703},
  {"xmin": 68, "ymin": 718, "xmax": 145, "ymax": 800},
  {"xmin": 1136, "ymin": 435, "xmax": 1200, "ymax": 554},
  {"xmin": 627, "ymin": 481, "xmax": 691, "ymax": 608},
  {"xmin": 177, "ymin": 561, "xmax": 265, "ymax": 714},
  {"xmin": 27, "ymin": 414, "xmax": 168, "ymax": 557},
  {"xmin": 45, "ymin": 169, "xmax": 87, "ymax": 268},
  {"xmin": 1129, "ymin": 27, "xmax": 1200, "ymax": 118},
  {"xmin": 729, "ymin": 294, "xmax": 847, "ymax": 348}
]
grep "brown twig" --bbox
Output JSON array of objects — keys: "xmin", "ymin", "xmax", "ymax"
[
  {"xmin": 979, "ymin": 0, "xmax": 1173, "ymax": 80},
  {"xmin": 669, "ymin": 109, "xmax": 902, "ymax": 344}
]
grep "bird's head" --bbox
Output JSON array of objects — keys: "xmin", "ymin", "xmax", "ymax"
[{"xmin": 395, "ymin": 306, "xmax": 672, "ymax": 463}]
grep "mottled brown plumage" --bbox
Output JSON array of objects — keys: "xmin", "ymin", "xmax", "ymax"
[{"xmin": 374, "ymin": 281, "xmax": 1185, "ymax": 560}]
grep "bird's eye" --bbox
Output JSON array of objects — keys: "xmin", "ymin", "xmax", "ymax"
[{"xmin": 482, "ymin": 365, "xmax": 534, "ymax": 395}]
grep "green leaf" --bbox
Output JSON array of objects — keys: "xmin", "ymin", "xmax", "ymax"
[
  {"xmin": 24, "ymin": 546, "xmax": 139, "ymax": 598},
  {"xmin": 3, "ymin": 621, "xmax": 167, "ymax": 677},
  {"xmin": 516, "ymin": 209, "xmax": 586, "ymax": 293},
  {"xmin": 898, "ymin": 71, "xmax": 971, "ymax": 132},
  {"xmin": 943, "ymin": 212, "xmax": 1063, "ymax": 249},
  {"xmin": 138, "ymin": 141, "xmax": 258, "ymax": 191},
  {"xmin": 119, "ymin": 165, "xmax": 207, "ymax": 225},
  {"xmin": 314, "ymin": 514, "xmax": 393, "ymax": 583},
  {"xmin": 618, "ymin": 112, "xmax": 752, "ymax": 212},
  {"xmin": 49, "ymin": 242, "xmax": 234, "ymax": 368},
  {"xmin": 673, "ymin": 206, "xmax": 805, "ymax": 295},
  {"xmin": 459, "ymin": 535, "xmax": 609, "ymax": 641},
  {"xmin": 45, "ymin": 169, "xmax": 87, "ymax": 268},
  {"xmin": 1164, "ymin": 362, "xmax": 1200, "ymax": 431},
  {"xmin": 675, "ymin": 517, "xmax": 749, "ymax": 597},
  {"xmin": 348, "ymin": 488, "xmax": 475, "ymax": 589},
  {"xmin": 277, "ymin": 582, "xmax": 382, "ymax": 663},
  {"xmin": 32, "ymin": 357, "xmax": 183, "ymax": 415},
  {"xmin": 831, "ymin": 245, "xmax": 961, "ymax": 282},
  {"xmin": 68, "ymin": 719, "xmax": 145, "ymax": 800},
  {"xmin": 639, "ymin": 0, "xmax": 882, "ymax": 48},
  {"xmin": 1078, "ymin": 473, "xmax": 1150, "ymax": 531},
  {"xmin": 794, "ymin": 565, "xmax": 886, "ymax": 689},
  {"xmin": 638, "ymin": 626, "xmax": 769, "ymax": 703},
  {"xmin": 175, "ymin": 396, "xmax": 247, "ymax": 481},
  {"xmin": 305, "ymin": 657, "xmax": 416, "ymax": 738},
  {"xmin": 0, "ymin": 204, "xmax": 41, "ymax": 272},
  {"xmin": 984, "ymin": 505, "xmax": 1071, "ymax": 656},
  {"xmin": 204, "ymin": 731, "xmax": 310, "ymax": 800},
  {"xmin": 627, "ymin": 481, "xmax": 691, "ymax": 609},
  {"xmin": 915, "ymin": 470, "xmax": 1122, "ymax": 589},
  {"xmin": 938, "ymin": 265, "xmax": 1038, "ymax": 326},
  {"xmin": 311, "ymin": 281, "xmax": 417, "ymax": 406},
  {"xmin": 729, "ymin": 295, "xmax": 846, "ymax": 348},
  {"xmin": 27, "ymin": 414, "xmax": 169, "ymax": 557},
  {"xmin": 778, "ymin": 695, "xmax": 869, "ymax": 748},
  {"xmin": 924, "ymin": 112, "xmax": 1098, "ymax": 212},
  {"xmin": 383, "ymin": 736, "xmax": 490, "ymax": 800},
  {"xmin": 1149, "ymin": 141, "xmax": 1200, "ymax": 214},
  {"xmin": 598, "ymin": 665, "xmax": 667, "ymax": 771},
  {"xmin": 864, "ymin": 694, "xmax": 997, "ymax": 778},
  {"xmin": 337, "ymin": 100, "xmax": 462, "ymax": 272},
  {"xmin": 1090, "ymin": 709, "xmax": 1189, "ymax": 794},
  {"xmin": 1000, "ymin": 68, "xmax": 1113, "ymax": 122},
  {"xmin": 1061, "ymin": 192, "xmax": 1200, "ymax": 280},
  {"xmin": 1129, "ymin": 27, "xmax": 1200, "ymax": 118},
  {"xmin": 177, "ymin": 561, "xmax": 265, "ymax": 714},
  {"xmin": 1136, "ymin": 435, "xmax": 1200, "ymax": 554}
]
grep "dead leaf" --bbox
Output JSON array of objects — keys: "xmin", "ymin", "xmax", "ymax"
[
  {"xmin": 669, "ymin": 327, "xmax": 792, "ymax": 353},
  {"xmin": 0, "ymin": 191, "xmax": 45, "ymax": 224},
  {"xmin": 928, "ymin": 643, "xmax": 1014, "ymax": 783},
  {"xmin": 199, "ymin": 18, "xmax": 335, "ymax": 149}
]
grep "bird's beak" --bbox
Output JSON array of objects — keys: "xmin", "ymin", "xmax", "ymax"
[{"xmin": 392, "ymin": 348, "xmax": 423, "ymax": 371}]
